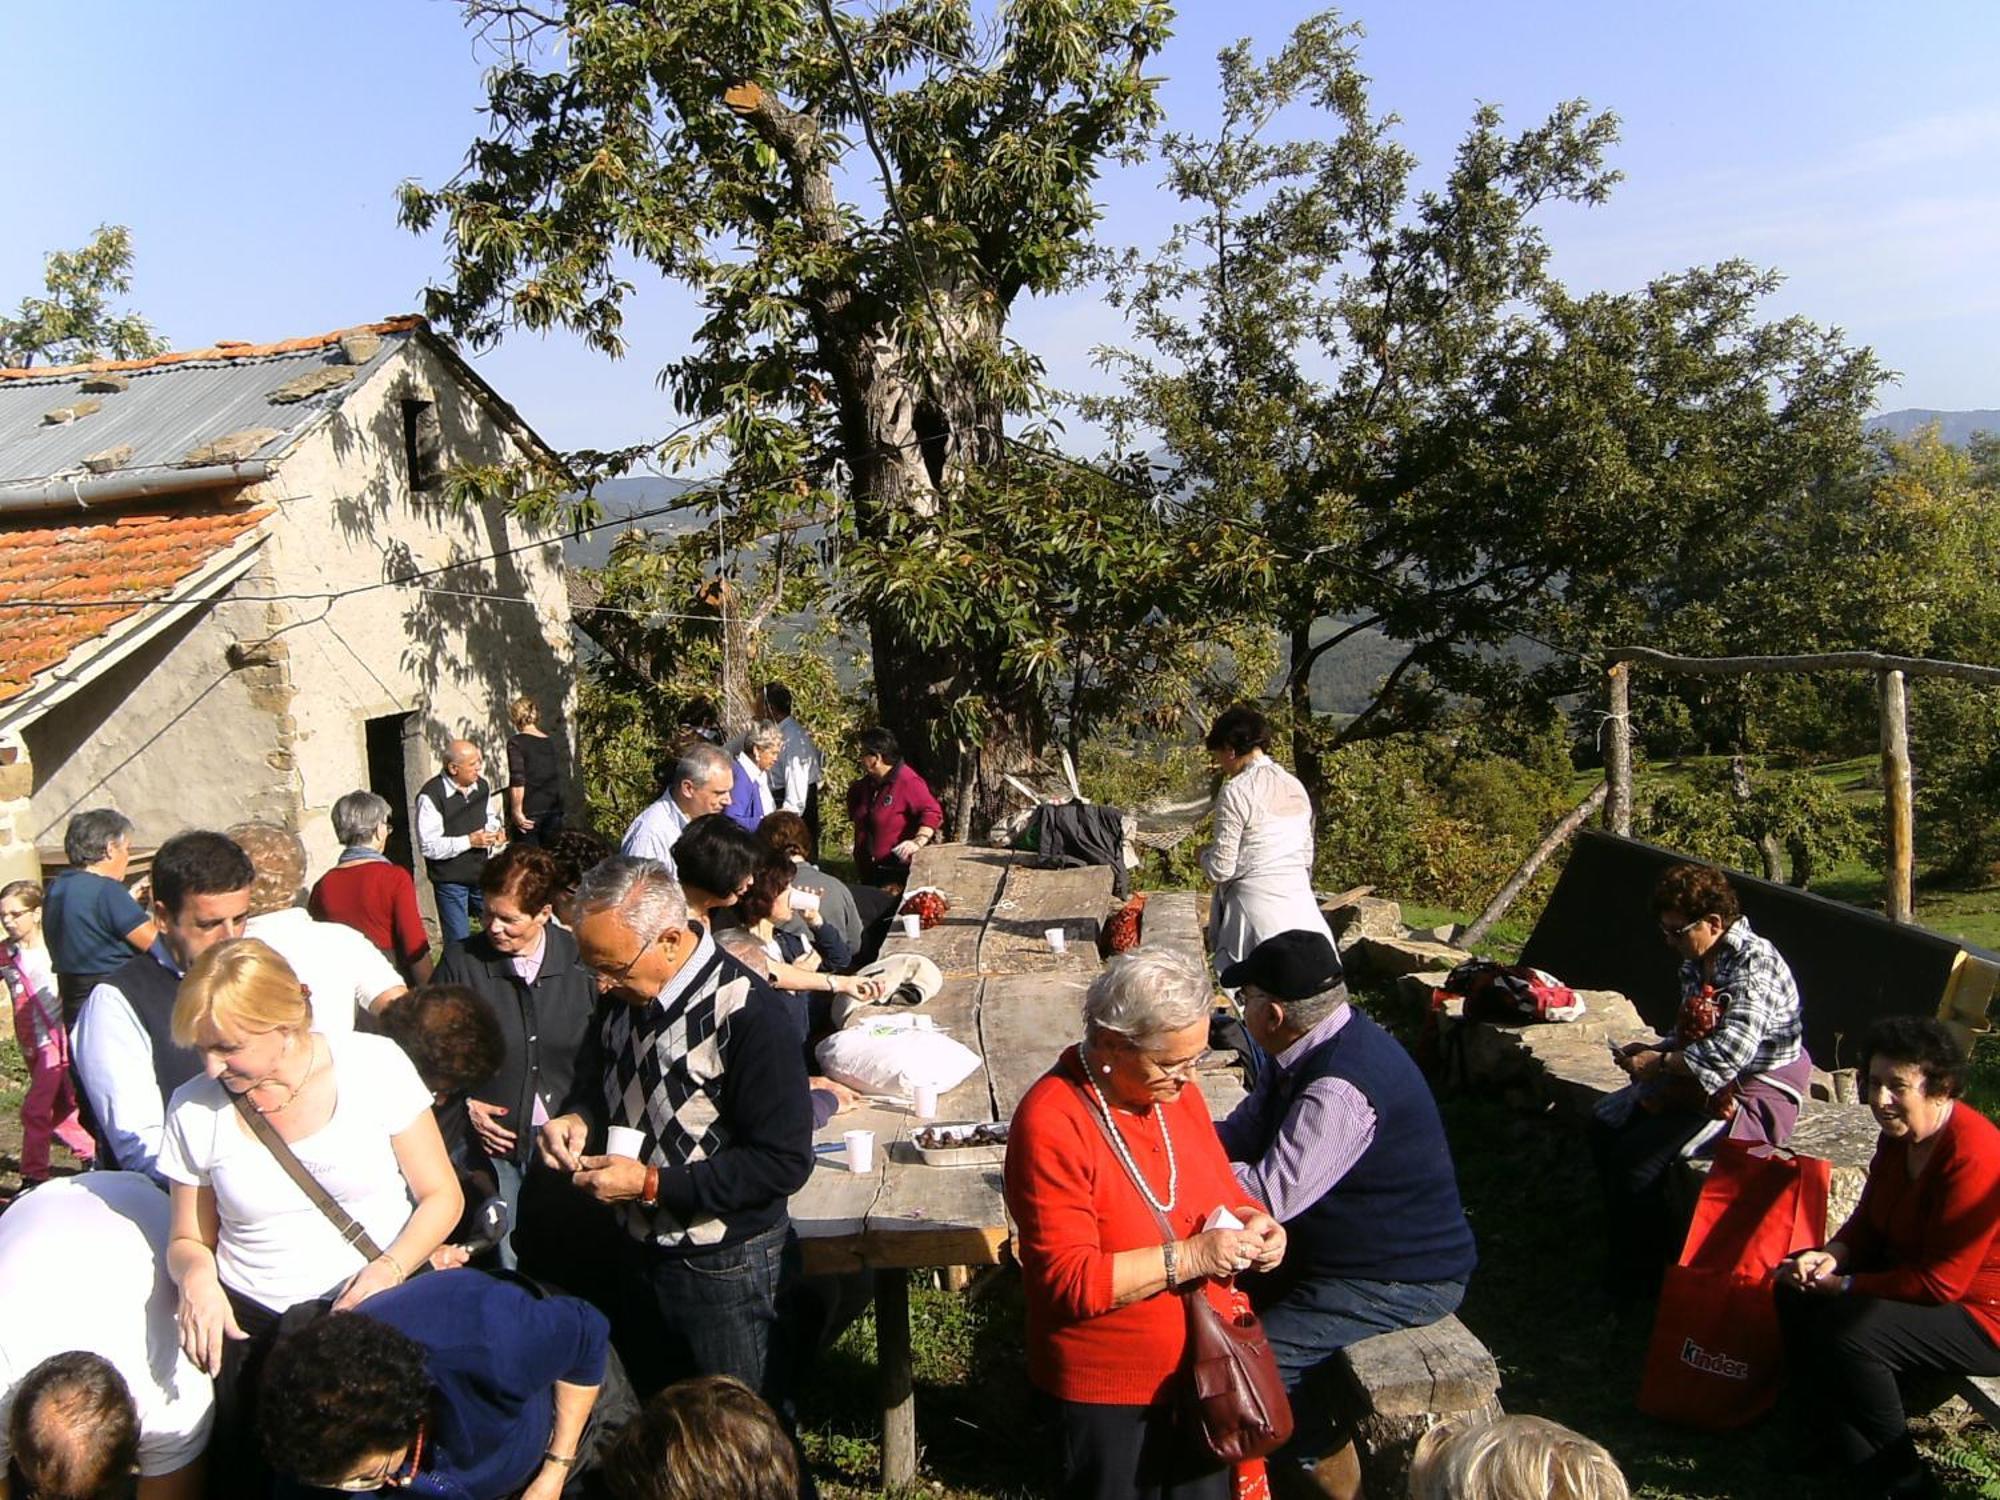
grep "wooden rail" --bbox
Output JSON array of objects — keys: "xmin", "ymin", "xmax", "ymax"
[{"xmin": 1598, "ymin": 646, "xmax": 2000, "ymax": 922}]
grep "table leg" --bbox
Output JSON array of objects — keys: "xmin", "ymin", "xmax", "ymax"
[{"xmin": 877, "ymin": 1267, "xmax": 917, "ymax": 1487}]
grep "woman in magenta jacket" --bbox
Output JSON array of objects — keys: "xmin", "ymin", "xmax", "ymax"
[{"xmin": 845, "ymin": 727, "xmax": 944, "ymax": 888}]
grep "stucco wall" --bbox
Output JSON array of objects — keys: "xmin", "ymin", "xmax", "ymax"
[
  {"xmin": 254, "ymin": 337, "xmax": 575, "ymax": 878},
  {"xmin": 19, "ymin": 335, "xmax": 574, "ymax": 907}
]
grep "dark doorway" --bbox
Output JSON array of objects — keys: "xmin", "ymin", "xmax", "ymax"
[{"xmin": 365, "ymin": 713, "xmax": 417, "ymax": 872}]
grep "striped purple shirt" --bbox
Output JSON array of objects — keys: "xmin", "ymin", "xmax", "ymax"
[{"xmin": 1219, "ymin": 1005, "xmax": 1377, "ymax": 1223}]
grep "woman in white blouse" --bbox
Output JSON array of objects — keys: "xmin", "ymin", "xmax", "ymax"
[{"xmin": 1200, "ymin": 704, "xmax": 1338, "ymax": 969}]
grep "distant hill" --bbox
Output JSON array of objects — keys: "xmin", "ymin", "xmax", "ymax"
[
  {"xmin": 564, "ymin": 476, "xmax": 698, "ymax": 569},
  {"xmin": 1868, "ymin": 409, "xmax": 2000, "ymax": 446}
]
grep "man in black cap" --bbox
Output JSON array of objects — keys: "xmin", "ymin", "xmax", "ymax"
[{"xmin": 1215, "ymin": 928, "xmax": 1476, "ymax": 1496}]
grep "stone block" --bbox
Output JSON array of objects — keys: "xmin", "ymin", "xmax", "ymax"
[
  {"xmin": 42, "ymin": 398, "xmax": 102, "ymax": 425},
  {"xmin": 1786, "ymin": 1099, "xmax": 1880, "ymax": 1229},
  {"xmin": 83, "ymin": 443, "xmax": 134, "ymax": 473},
  {"xmin": 181, "ymin": 427, "xmax": 281, "ymax": 466},
  {"xmin": 268, "ymin": 365, "xmax": 357, "ymax": 404},
  {"xmin": 1332, "ymin": 1315, "xmax": 1503, "ymax": 1497},
  {"xmin": 338, "ymin": 331, "xmax": 382, "ymax": 365},
  {"xmin": 79, "ymin": 373, "xmax": 129, "ymax": 394},
  {"xmin": 1346, "ymin": 933, "xmax": 1463, "ymax": 981},
  {"xmin": 0, "ymin": 761, "xmax": 31, "ymax": 801},
  {"xmin": 1328, "ymin": 894, "xmax": 1403, "ymax": 948}
]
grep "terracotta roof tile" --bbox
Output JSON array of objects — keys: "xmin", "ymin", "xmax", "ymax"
[
  {"xmin": 0, "ymin": 317, "xmax": 424, "ymax": 383},
  {"xmin": 0, "ymin": 500, "xmax": 272, "ymax": 705}
]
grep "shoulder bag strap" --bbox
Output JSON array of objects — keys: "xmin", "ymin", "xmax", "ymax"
[
  {"xmin": 1070, "ymin": 1078, "xmax": 1178, "ymax": 1245},
  {"xmin": 229, "ymin": 1090, "xmax": 387, "ymax": 1262}
]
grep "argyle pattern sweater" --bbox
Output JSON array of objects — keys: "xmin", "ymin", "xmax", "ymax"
[{"xmin": 570, "ymin": 936, "xmax": 814, "ymax": 1253}]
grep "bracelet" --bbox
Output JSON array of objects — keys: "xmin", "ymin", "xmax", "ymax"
[
  {"xmin": 376, "ymin": 1251, "xmax": 410, "ymax": 1282},
  {"xmin": 641, "ymin": 1165, "xmax": 661, "ymax": 1209},
  {"xmin": 543, "ymin": 1451, "xmax": 577, "ymax": 1468},
  {"xmin": 1162, "ymin": 1241, "xmax": 1180, "ymax": 1288}
]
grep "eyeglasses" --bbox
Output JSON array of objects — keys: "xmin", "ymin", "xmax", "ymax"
[
  {"xmin": 1136, "ymin": 1049, "xmax": 1207, "ymax": 1081},
  {"xmin": 1659, "ymin": 916, "xmax": 1703, "ymax": 940},
  {"xmin": 586, "ymin": 926, "xmax": 667, "ymax": 987}
]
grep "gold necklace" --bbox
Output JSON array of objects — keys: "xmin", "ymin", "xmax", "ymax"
[{"xmin": 249, "ymin": 1037, "xmax": 321, "ymax": 1116}]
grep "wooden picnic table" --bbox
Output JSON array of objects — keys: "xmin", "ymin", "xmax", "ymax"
[
  {"xmin": 788, "ymin": 843, "xmax": 1236, "ymax": 1487},
  {"xmin": 789, "ymin": 844, "xmax": 1114, "ymax": 1486}
]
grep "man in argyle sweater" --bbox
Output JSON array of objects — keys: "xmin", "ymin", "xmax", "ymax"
[{"xmin": 539, "ymin": 856, "xmax": 814, "ymax": 1402}]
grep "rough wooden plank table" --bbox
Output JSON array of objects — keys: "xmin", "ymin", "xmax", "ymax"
[
  {"xmin": 790, "ymin": 843, "xmax": 1104, "ymax": 1488},
  {"xmin": 978, "ymin": 861, "xmax": 1115, "ymax": 976}
]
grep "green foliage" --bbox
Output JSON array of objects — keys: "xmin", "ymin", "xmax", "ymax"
[
  {"xmin": 1089, "ymin": 9, "xmax": 1883, "ymax": 793},
  {"xmin": 1915, "ymin": 681, "xmax": 2000, "ymax": 880},
  {"xmin": 406, "ymin": 0, "xmax": 1183, "ymax": 795},
  {"xmin": 0, "ymin": 224, "xmax": 165, "ymax": 369},
  {"xmin": 1635, "ymin": 760, "xmax": 1866, "ymax": 889},
  {"xmin": 1312, "ymin": 731, "xmax": 1573, "ymax": 910}
]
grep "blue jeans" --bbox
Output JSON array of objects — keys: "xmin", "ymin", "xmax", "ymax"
[
  {"xmin": 431, "ymin": 880, "xmax": 483, "ymax": 945},
  {"xmin": 1256, "ymin": 1273, "xmax": 1467, "ymax": 1465},
  {"xmin": 619, "ymin": 1222, "xmax": 798, "ymax": 1407},
  {"xmin": 492, "ymin": 1155, "xmax": 524, "ymax": 1271}
]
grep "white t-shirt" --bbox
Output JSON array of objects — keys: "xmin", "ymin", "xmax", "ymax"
[
  {"xmin": 246, "ymin": 907, "xmax": 404, "ymax": 1035},
  {"xmin": 157, "ymin": 1031, "xmax": 431, "ymax": 1311},
  {"xmin": 0, "ymin": 1173, "xmax": 215, "ymax": 1477}
]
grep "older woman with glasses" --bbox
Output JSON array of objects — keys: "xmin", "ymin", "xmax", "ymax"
[
  {"xmin": 1590, "ymin": 861, "xmax": 1808, "ymax": 1301},
  {"xmin": 1005, "ymin": 949, "xmax": 1287, "ymax": 1500}
]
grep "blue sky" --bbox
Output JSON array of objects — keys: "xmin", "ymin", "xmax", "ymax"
[{"xmin": 5, "ymin": 1, "xmax": 1998, "ymax": 455}]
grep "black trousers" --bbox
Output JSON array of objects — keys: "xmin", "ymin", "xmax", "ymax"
[
  {"xmin": 1053, "ymin": 1399, "xmax": 1230, "ymax": 1500},
  {"xmin": 1776, "ymin": 1281, "xmax": 2000, "ymax": 1466},
  {"xmin": 1589, "ymin": 1101, "xmax": 1708, "ymax": 1297}
]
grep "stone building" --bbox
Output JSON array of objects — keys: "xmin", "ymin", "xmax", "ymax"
[{"xmin": 0, "ymin": 317, "xmax": 574, "ymax": 922}]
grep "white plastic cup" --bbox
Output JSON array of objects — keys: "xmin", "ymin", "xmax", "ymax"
[
  {"xmin": 913, "ymin": 1014, "xmax": 936, "ymax": 1031},
  {"xmin": 844, "ymin": 1129, "xmax": 876, "ymax": 1173},
  {"xmin": 790, "ymin": 887, "xmax": 821, "ymax": 915},
  {"xmin": 1045, "ymin": 926, "xmax": 1068, "ymax": 955},
  {"xmin": 900, "ymin": 913, "xmax": 923, "ymax": 940},
  {"xmin": 911, "ymin": 1083, "xmax": 939, "ymax": 1119},
  {"xmin": 604, "ymin": 1126, "xmax": 645, "ymax": 1160}
]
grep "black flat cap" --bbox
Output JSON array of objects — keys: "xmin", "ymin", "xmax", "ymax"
[{"xmin": 1218, "ymin": 928, "xmax": 1346, "ymax": 1001}]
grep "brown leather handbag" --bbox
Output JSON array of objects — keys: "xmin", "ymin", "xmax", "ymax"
[{"xmin": 1077, "ymin": 1085, "xmax": 1294, "ymax": 1463}]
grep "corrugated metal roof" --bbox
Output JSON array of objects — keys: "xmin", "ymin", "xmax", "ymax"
[{"xmin": 0, "ymin": 329, "xmax": 412, "ymax": 490}]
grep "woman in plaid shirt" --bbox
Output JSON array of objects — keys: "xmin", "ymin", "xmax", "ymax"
[{"xmin": 1590, "ymin": 862, "xmax": 1810, "ymax": 1300}]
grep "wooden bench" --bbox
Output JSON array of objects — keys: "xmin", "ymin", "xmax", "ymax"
[{"xmin": 1331, "ymin": 1315, "xmax": 1503, "ymax": 1495}]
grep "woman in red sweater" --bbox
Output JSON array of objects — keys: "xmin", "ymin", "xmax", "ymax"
[
  {"xmin": 308, "ymin": 791, "xmax": 434, "ymax": 983},
  {"xmin": 1776, "ymin": 1016, "xmax": 2000, "ymax": 1495},
  {"xmin": 1005, "ymin": 948, "xmax": 1287, "ymax": 1500}
]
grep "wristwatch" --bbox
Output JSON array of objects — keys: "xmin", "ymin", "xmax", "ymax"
[{"xmin": 1162, "ymin": 1241, "xmax": 1180, "ymax": 1288}]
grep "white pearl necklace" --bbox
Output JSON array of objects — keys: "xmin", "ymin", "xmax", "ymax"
[{"xmin": 1082, "ymin": 1042, "xmax": 1178, "ymax": 1214}]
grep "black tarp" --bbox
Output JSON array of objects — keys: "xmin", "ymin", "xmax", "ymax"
[{"xmin": 1517, "ymin": 830, "xmax": 1995, "ymax": 1068}]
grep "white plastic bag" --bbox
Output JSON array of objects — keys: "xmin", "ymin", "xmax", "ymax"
[{"xmin": 816, "ymin": 1015, "xmax": 982, "ymax": 1095}]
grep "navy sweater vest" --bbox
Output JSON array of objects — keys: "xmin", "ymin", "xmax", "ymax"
[{"xmin": 1274, "ymin": 1010, "xmax": 1476, "ymax": 1283}]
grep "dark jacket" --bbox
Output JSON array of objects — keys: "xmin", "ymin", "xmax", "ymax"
[{"xmin": 436, "ymin": 926, "xmax": 596, "ymax": 1168}]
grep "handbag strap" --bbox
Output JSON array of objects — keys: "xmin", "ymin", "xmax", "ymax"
[
  {"xmin": 230, "ymin": 1090, "xmax": 387, "ymax": 1263},
  {"xmin": 1070, "ymin": 1075, "xmax": 1179, "ymax": 1246}
]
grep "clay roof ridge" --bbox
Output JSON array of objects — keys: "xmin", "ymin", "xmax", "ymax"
[{"xmin": 0, "ymin": 316, "xmax": 426, "ymax": 383}]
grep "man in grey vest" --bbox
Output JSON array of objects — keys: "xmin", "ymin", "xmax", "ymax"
[
  {"xmin": 72, "ymin": 830, "xmax": 255, "ymax": 1183},
  {"xmin": 417, "ymin": 739, "xmax": 505, "ymax": 945}
]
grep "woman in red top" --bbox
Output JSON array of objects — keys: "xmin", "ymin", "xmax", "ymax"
[
  {"xmin": 308, "ymin": 791, "xmax": 434, "ymax": 983},
  {"xmin": 1776, "ymin": 1016, "xmax": 2000, "ymax": 1494},
  {"xmin": 1006, "ymin": 948, "xmax": 1287, "ymax": 1500},
  {"xmin": 845, "ymin": 727, "xmax": 944, "ymax": 888}
]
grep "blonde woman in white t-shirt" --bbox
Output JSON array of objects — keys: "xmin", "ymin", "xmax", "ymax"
[{"xmin": 158, "ymin": 939, "xmax": 461, "ymax": 1369}]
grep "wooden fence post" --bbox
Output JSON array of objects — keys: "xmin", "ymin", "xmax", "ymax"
[
  {"xmin": 1879, "ymin": 669, "xmax": 1914, "ymax": 923},
  {"xmin": 1605, "ymin": 662, "xmax": 1632, "ymax": 836}
]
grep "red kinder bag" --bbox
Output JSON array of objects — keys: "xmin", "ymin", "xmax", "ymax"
[{"xmin": 1637, "ymin": 1140, "xmax": 1831, "ymax": 1430}]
